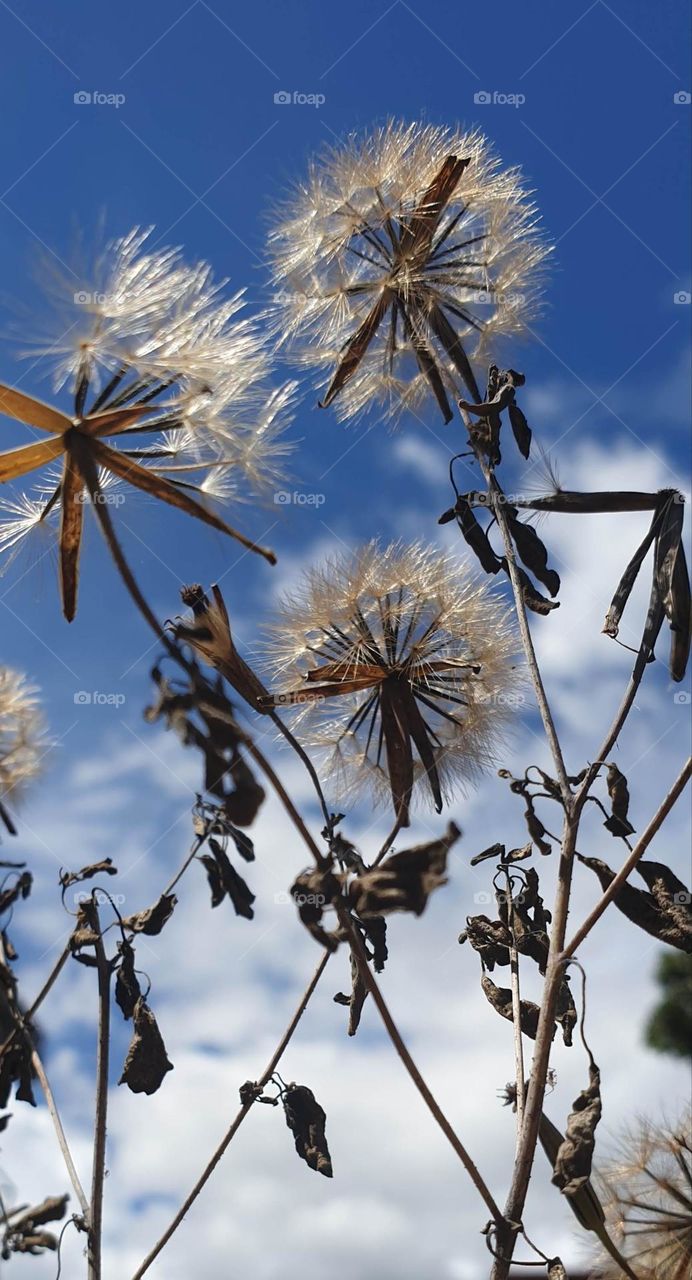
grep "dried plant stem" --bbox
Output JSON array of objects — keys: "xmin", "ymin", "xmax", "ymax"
[
  {"xmin": 470, "ymin": 444, "xmax": 570, "ymax": 802},
  {"xmin": 243, "ymin": 735, "xmax": 326, "ymax": 866},
  {"xmin": 131, "ymin": 950, "xmax": 331, "ymax": 1280},
  {"xmin": 0, "ymin": 936, "xmax": 89, "ymax": 1219},
  {"xmin": 268, "ymin": 711, "xmax": 333, "ymax": 835},
  {"xmin": 564, "ymin": 756, "xmax": 692, "ymax": 959},
  {"xmin": 340, "ymin": 909, "xmax": 504, "ymax": 1224},
  {"xmin": 574, "ymin": 645, "xmax": 654, "ymax": 809},
  {"xmin": 30, "ymin": 1048, "xmax": 90, "ymax": 1219},
  {"xmin": 507, "ymin": 911, "xmax": 525, "ymax": 1143},
  {"xmin": 87, "ymin": 908, "xmax": 112, "ymax": 1280},
  {"xmin": 489, "ymin": 812, "xmax": 580, "ymax": 1278}
]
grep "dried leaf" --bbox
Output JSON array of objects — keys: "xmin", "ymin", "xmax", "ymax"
[
  {"xmin": 361, "ymin": 915, "xmax": 388, "ymax": 972},
  {"xmin": 524, "ymin": 800, "xmax": 552, "ymax": 856},
  {"xmin": 114, "ymin": 941, "xmax": 141, "ymax": 1021},
  {"xmin": 470, "ymin": 842, "xmax": 505, "ymax": 867},
  {"xmin": 119, "ymin": 998, "xmax": 173, "ymax": 1095},
  {"xmin": 220, "ymin": 858, "xmax": 255, "ymax": 920},
  {"xmin": 8, "ymin": 1195, "xmax": 69, "ymax": 1231},
  {"xmin": 510, "ymin": 563, "xmax": 560, "ymax": 616},
  {"xmin": 0, "ymin": 872, "xmax": 32, "ymax": 914},
  {"xmin": 552, "ymin": 1061, "xmax": 601, "ymax": 1196},
  {"xmin": 480, "ymin": 974, "xmax": 545, "ymax": 1039},
  {"xmin": 122, "ymin": 893, "xmax": 177, "ymax": 936},
  {"xmin": 60, "ymin": 859, "xmax": 117, "ymax": 889},
  {"xmin": 556, "ymin": 975, "xmax": 577, "ymax": 1047},
  {"xmin": 442, "ymin": 496, "xmax": 502, "ymax": 575},
  {"xmin": 508, "ymin": 401, "xmax": 532, "ymax": 458},
  {"xmin": 348, "ymin": 822, "xmax": 460, "ymax": 917},
  {"xmin": 282, "ymin": 1084, "xmax": 333, "ymax": 1177},
  {"xmin": 603, "ymin": 763, "xmax": 636, "ymax": 838},
  {"xmin": 199, "ymin": 853, "xmax": 225, "ymax": 908},
  {"xmin": 603, "ymin": 517, "xmax": 657, "ymax": 639},
  {"xmin": 291, "ymin": 868, "xmax": 341, "ymax": 951},
  {"xmin": 334, "ymin": 947, "xmax": 368, "ymax": 1036},
  {"xmin": 506, "ymin": 510, "xmax": 560, "ymax": 597},
  {"xmin": 577, "ymin": 853, "xmax": 692, "ymax": 952},
  {"xmin": 460, "ymin": 915, "xmax": 511, "ymax": 971}
]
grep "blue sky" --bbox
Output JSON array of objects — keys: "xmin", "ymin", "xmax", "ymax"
[{"xmin": 1, "ymin": 2, "xmax": 690, "ymax": 1277}]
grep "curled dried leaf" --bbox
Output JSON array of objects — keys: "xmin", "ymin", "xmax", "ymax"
[
  {"xmin": 508, "ymin": 400, "xmax": 532, "ymax": 459},
  {"xmin": 460, "ymin": 915, "xmax": 511, "ymax": 971},
  {"xmin": 524, "ymin": 800, "xmax": 552, "ymax": 856},
  {"xmin": 603, "ymin": 763, "xmax": 636, "ymax": 838},
  {"xmin": 552, "ymin": 1061, "xmax": 602, "ymax": 1197},
  {"xmin": 470, "ymin": 842, "xmax": 505, "ymax": 867},
  {"xmin": 506, "ymin": 509, "xmax": 560, "ymax": 598},
  {"xmin": 119, "ymin": 998, "xmax": 173, "ymax": 1095},
  {"xmin": 334, "ymin": 947, "xmax": 368, "ymax": 1036},
  {"xmin": 577, "ymin": 853, "xmax": 692, "ymax": 952},
  {"xmin": 122, "ymin": 893, "xmax": 177, "ymax": 937},
  {"xmin": 59, "ymin": 859, "xmax": 117, "ymax": 889},
  {"xmin": 348, "ymin": 823, "xmax": 460, "ymax": 918},
  {"xmin": 114, "ymin": 941, "xmax": 141, "ymax": 1021},
  {"xmin": 291, "ymin": 867, "xmax": 342, "ymax": 951},
  {"xmin": 480, "ymin": 974, "xmax": 544, "ymax": 1039},
  {"xmin": 0, "ymin": 872, "xmax": 32, "ymax": 915},
  {"xmin": 443, "ymin": 497, "xmax": 502, "ymax": 575},
  {"xmin": 176, "ymin": 584, "xmax": 269, "ymax": 712},
  {"xmin": 282, "ymin": 1084, "xmax": 333, "ymax": 1177}
]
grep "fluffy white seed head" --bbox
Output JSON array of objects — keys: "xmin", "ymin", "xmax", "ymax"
[
  {"xmin": 265, "ymin": 540, "xmax": 520, "ymax": 815},
  {"xmin": 268, "ymin": 120, "xmax": 551, "ymax": 423},
  {"xmin": 0, "ymin": 667, "xmax": 48, "ymax": 800}
]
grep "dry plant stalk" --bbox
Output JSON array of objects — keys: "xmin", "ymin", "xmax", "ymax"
[{"xmin": 0, "ymin": 117, "xmax": 689, "ymax": 1280}]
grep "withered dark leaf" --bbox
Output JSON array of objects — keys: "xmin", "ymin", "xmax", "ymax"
[
  {"xmin": 334, "ymin": 947, "xmax": 368, "ymax": 1036},
  {"xmin": 508, "ymin": 401, "xmax": 532, "ymax": 458},
  {"xmin": 603, "ymin": 517, "xmax": 657, "ymax": 640},
  {"xmin": 291, "ymin": 868, "xmax": 341, "ymax": 951},
  {"xmin": 525, "ymin": 801, "xmax": 552, "ymax": 856},
  {"xmin": 349, "ymin": 822, "xmax": 459, "ymax": 918},
  {"xmin": 59, "ymin": 859, "xmax": 117, "ymax": 889},
  {"xmin": 506, "ymin": 510, "xmax": 560, "ymax": 597},
  {"xmin": 122, "ymin": 893, "xmax": 177, "ymax": 937},
  {"xmin": 552, "ymin": 1061, "xmax": 601, "ymax": 1197},
  {"xmin": 114, "ymin": 941, "xmax": 141, "ymax": 1021},
  {"xmin": 470, "ymin": 843, "xmax": 505, "ymax": 867},
  {"xmin": 480, "ymin": 974, "xmax": 545, "ymax": 1039},
  {"xmin": 556, "ymin": 975, "xmax": 577, "ymax": 1047},
  {"xmin": 577, "ymin": 853, "xmax": 692, "ymax": 952},
  {"xmin": 8, "ymin": 1195, "xmax": 69, "ymax": 1231},
  {"xmin": 69, "ymin": 902, "xmax": 100, "ymax": 954},
  {"xmin": 603, "ymin": 763, "xmax": 636, "ymax": 838},
  {"xmin": 221, "ymin": 858, "xmax": 255, "ymax": 920},
  {"xmin": 119, "ymin": 998, "xmax": 173, "ymax": 1095},
  {"xmin": 361, "ymin": 915, "xmax": 388, "ymax": 972},
  {"xmin": 199, "ymin": 852, "xmax": 225, "ymax": 908},
  {"xmin": 0, "ymin": 872, "xmax": 32, "ymax": 914},
  {"xmin": 444, "ymin": 497, "xmax": 502, "ymax": 575},
  {"xmin": 460, "ymin": 915, "xmax": 511, "ymax": 971},
  {"xmin": 282, "ymin": 1084, "xmax": 333, "ymax": 1177},
  {"xmin": 510, "ymin": 563, "xmax": 560, "ymax": 616},
  {"xmin": 0, "ymin": 1037, "xmax": 36, "ymax": 1108}
]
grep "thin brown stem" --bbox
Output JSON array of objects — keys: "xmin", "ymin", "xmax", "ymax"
[
  {"xmin": 243, "ymin": 735, "xmax": 326, "ymax": 866},
  {"xmin": 30, "ymin": 1049, "xmax": 90, "ymax": 1219},
  {"xmin": 131, "ymin": 950, "xmax": 331, "ymax": 1279},
  {"xmin": 0, "ymin": 944, "xmax": 69, "ymax": 1061},
  {"xmin": 564, "ymin": 757, "xmax": 692, "ymax": 959},
  {"xmin": 340, "ymin": 908, "xmax": 504, "ymax": 1225},
  {"xmin": 505, "ymin": 879, "xmax": 525, "ymax": 1144},
  {"xmin": 87, "ymin": 902, "xmax": 112, "ymax": 1280}
]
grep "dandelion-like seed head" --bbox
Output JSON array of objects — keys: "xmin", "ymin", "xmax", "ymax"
[
  {"xmin": 597, "ymin": 1112, "xmax": 692, "ymax": 1280},
  {"xmin": 0, "ymin": 667, "xmax": 47, "ymax": 801},
  {"xmin": 268, "ymin": 120, "xmax": 550, "ymax": 424},
  {"xmin": 265, "ymin": 540, "xmax": 519, "ymax": 824},
  {"xmin": 1, "ymin": 227, "xmax": 297, "ymax": 615}
]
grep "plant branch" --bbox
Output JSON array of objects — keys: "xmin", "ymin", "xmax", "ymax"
[
  {"xmin": 0, "ymin": 943, "xmax": 70, "ymax": 1061},
  {"xmin": 131, "ymin": 949, "xmax": 331, "ymax": 1279},
  {"xmin": 87, "ymin": 901, "xmax": 112, "ymax": 1280},
  {"xmin": 563, "ymin": 756, "xmax": 692, "ymax": 959}
]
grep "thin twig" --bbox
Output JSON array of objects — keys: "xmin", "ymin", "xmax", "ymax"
[
  {"xmin": 339, "ymin": 908, "xmax": 504, "ymax": 1224},
  {"xmin": 87, "ymin": 901, "xmax": 112, "ymax": 1280},
  {"xmin": 131, "ymin": 950, "xmax": 331, "ymax": 1279},
  {"xmin": 563, "ymin": 756, "xmax": 692, "ymax": 959},
  {"xmin": 504, "ymin": 872, "xmax": 525, "ymax": 1144},
  {"xmin": 0, "ymin": 944, "xmax": 70, "ymax": 1060},
  {"xmin": 0, "ymin": 937, "xmax": 89, "ymax": 1219}
]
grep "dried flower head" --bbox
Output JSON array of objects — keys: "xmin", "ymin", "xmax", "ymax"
[
  {"xmin": 0, "ymin": 666, "xmax": 47, "ymax": 806},
  {"xmin": 596, "ymin": 1112, "xmax": 692, "ymax": 1280},
  {"xmin": 0, "ymin": 228, "xmax": 296, "ymax": 619},
  {"xmin": 268, "ymin": 120, "xmax": 550, "ymax": 424},
  {"xmin": 263, "ymin": 541, "xmax": 518, "ymax": 824}
]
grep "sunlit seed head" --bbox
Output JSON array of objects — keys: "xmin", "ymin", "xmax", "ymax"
[
  {"xmin": 268, "ymin": 120, "xmax": 551, "ymax": 424},
  {"xmin": 0, "ymin": 667, "xmax": 48, "ymax": 800},
  {"xmin": 265, "ymin": 540, "xmax": 520, "ymax": 816}
]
